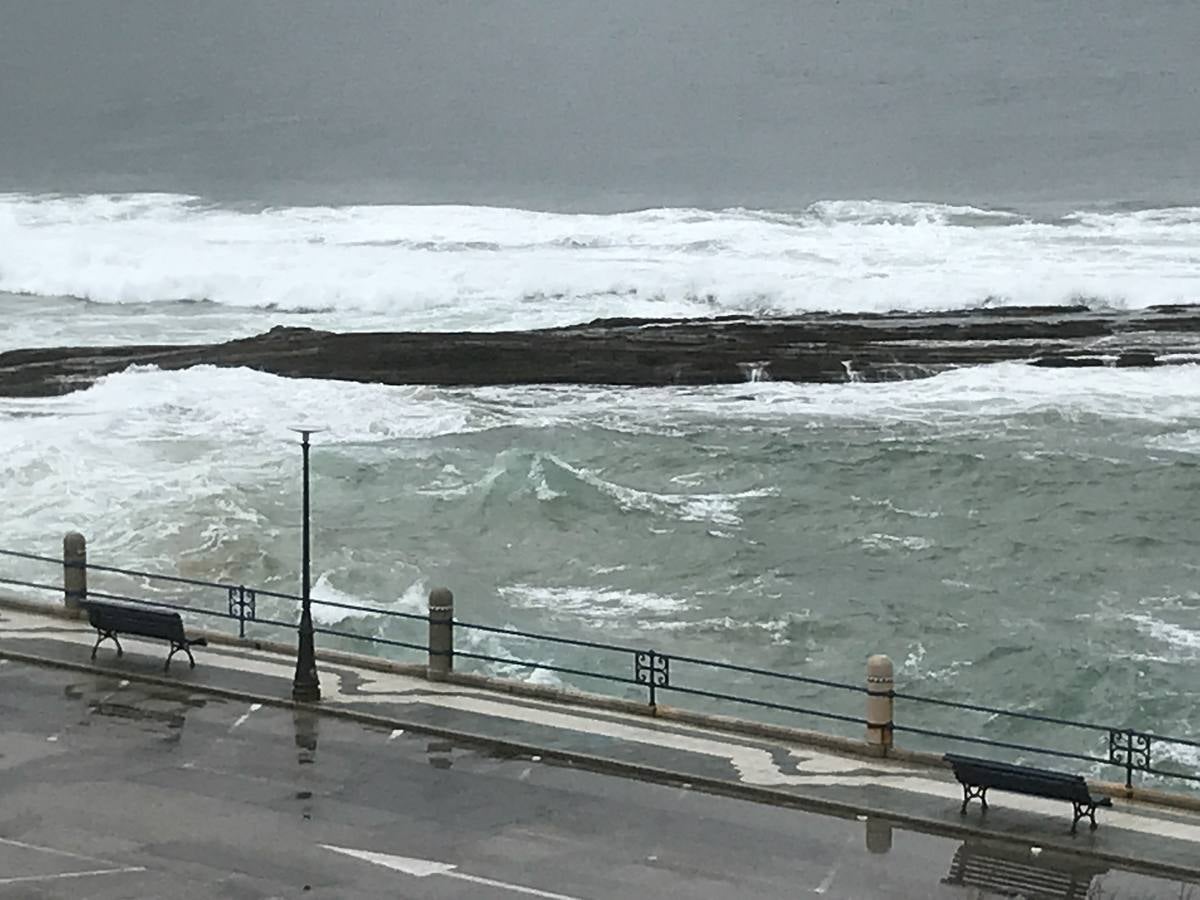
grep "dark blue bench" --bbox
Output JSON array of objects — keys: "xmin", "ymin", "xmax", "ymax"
[
  {"xmin": 84, "ymin": 600, "xmax": 207, "ymax": 671},
  {"xmin": 945, "ymin": 753, "xmax": 1112, "ymax": 833}
]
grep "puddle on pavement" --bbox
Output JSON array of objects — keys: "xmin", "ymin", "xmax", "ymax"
[
  {"xmin": 939, "ymin": 835, "xmax": 1113, "ymax": 898},
  {"xmin": 89, "ymin": 701, "xmax": 186, "ymax": 728},
  {"xmin": 60, "ymin": 678, "xmax": 211, "ymax": 743},
  {"xmin": 63, "ymin": 677, "xmax": 127, "ymax": 701},
  {"xmin": 837, "ymin": 814, "xmax": 1195, "ymax": 899}
]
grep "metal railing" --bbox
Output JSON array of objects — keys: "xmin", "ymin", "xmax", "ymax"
[
  {"xmin": 2, "ymin": 545, "xmax": 1198, "ymax": 794},
  {"xmin": 890, "ymin": 688, "xmax": 1200, "ymax": 791}
]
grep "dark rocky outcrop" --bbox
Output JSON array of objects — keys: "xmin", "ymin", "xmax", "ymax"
[{"xmin": 1, "ymin": 304, "xmax": 1198, "ymax": 397}]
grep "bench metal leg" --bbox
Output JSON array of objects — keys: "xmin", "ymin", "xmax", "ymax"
[
  {"xmin": 1071, "ymin": 802, "xmax": 1098, "ymax": 834},
  {"xmin": 164, "ymin": 642, "xmax": 196, "ymax": 672},
  {"xmin": 959, "ymin": 783, "xmax": 988, "ymax": 815},
  {"xmin": 90, "ymin": 629, "xmax": 123, "ymax": 660}
]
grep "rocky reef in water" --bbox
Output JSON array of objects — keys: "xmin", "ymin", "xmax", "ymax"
[{"xmin": 1, "ymin": 304, "xmax": 1199, "ymax": 398}]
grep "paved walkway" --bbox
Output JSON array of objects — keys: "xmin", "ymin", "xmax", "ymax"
[{"xmin": 2, "ymin": 600, "xmax": 1199, "ymax": 889}]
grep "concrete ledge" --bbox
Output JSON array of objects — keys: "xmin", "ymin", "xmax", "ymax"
[
  {"xmin": 1, "ymin": 642, "xmax": 1198, "ymax": 884},
  {"xmin": 0, "ymin": 594, "xmax": 887, "ymax": 760},
  {"xmin": 434, "ymin": 668, "xmax": 886, "ymax": 758},
  {"xmin": 0, "ymin": 594, "xmax": 83, "ymax": 621},
  {"xmin": 1091, "ymin": 779, "xmax": 1200, "ymax": 813},
  {"xmin": 201, "ymin": 628, "xmax": 429, "ymax": 681}
]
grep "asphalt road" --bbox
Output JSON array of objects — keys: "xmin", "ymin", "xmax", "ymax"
[{"xmin": 0, "ymin": 659, "xmax": 1190, "ymax": 899}]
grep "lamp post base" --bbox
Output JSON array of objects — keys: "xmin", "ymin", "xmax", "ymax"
[
  {"xmin": 292, "ymin": 681, "xmax": 321, "ymax": 703},
  {"xmin": 293, "ymin": 607, "xmax": 321, "ymax": 703}
]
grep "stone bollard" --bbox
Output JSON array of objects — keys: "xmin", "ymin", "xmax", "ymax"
[
  {"xmin": 63, "ymin": 532, "xmax": 87, "ymax": 611},
  {"xmin": 427, "ymin": 587, "xmax": 454, "ymax": 680},
  {"xmin": 866, "ymin": 654, "xmax": 894, "ymax": 754}
]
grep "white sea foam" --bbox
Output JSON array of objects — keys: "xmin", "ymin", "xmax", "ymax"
[
  {"xmin": 468, "ymin": 362, "xmax": 1200, "ymax": 434},
  {"xmin": 1158, "ymin": 741, "xmax": 1200, "ymax": 773},
  {"xmin": 636, "ymin": 614, "xmax": 798, "ymax": 645},
  {"xmin": 498, "ymin": 583, "xmax": 692, "ymax": 621},
  {"xmin": 0, "ymin": 366, "xmax": 497, "ymax": 565},
  {"xmin": 859, "ymin": 533, "xmax": 935, "ymax": 553},
  {"xmin": 1147, "ymin": 428, "xmax": 1200, "ymax": 455},
  {"xmin": 2, "ymin": 361, "xmax": 1197, "ymax": 472},
  {"xmin": 1, "ymin": 361, "xmax": 1198, "ymax": 556},
  {"xmin": 308, "ymin": 573, "xmax": 427, "ymax": 627},
  {"xmin": 3, "ymin": 193, "xmax": 1200, "ymax": 336},
  {"xmin": 1126, "ymin": 614, "xmax": 1200, "ymax": 658},
  {"xmin": 543, "ymin": 454, "xmax": 778, "ymax": 527},
  {"xmin": 308, "ymin": 574, "xmax": 372, "ymax": 626},
  {"xmin": 0, "ymin": 360, "xmax": 1197, "ymax": 603},
  {"xmin": 851, "ymin": 496, "xmax": 942, "ymax": 519}
]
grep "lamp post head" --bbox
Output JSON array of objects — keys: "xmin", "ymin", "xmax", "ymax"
[{"xmin": 289, "ymin": 426, "xmax": 326, "ymax": 444}]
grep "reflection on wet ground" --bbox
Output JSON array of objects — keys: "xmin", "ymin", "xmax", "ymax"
[
  {"xmin": 426, "ymin": 739, "xmax": 454, "ymax": 769},
  {"xmin": 942, "ymin": 838, "xmax": 1112, "ymax": 899},
  {"xmin": 293, "ymin": 708, "xmax": 318, "ymax": 762},
  {"xmin": 61, "ymin": 676, "xmax": 210, "ymax": 744}
]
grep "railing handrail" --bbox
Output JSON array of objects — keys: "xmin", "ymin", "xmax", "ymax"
[
  {"xmin": 893, "ymin": 689, "xmax": 1200, "ymax": 750},
  {"xmin": 451, "ymin": 617, "xmax": 644, "ymax": 656},
  {"xmin": 668, "ymin": 650, "xmax": 864, "ymax": 694},
  {"xmin": 892, "ymin": 689, "xmax": 1129, "ymax": 736}
]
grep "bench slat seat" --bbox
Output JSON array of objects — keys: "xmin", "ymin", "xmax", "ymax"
[
  {"xmin": 944, "ymin": 753, "xmax": 1112, "ymax": 833},
  {"xmin": 84, "ymin": 600, "xmax": 207, "ymax": 671}
]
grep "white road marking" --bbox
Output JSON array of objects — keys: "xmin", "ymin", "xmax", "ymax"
[
  {"xmin": 814, "ymin": 865, "xmax": 838, "ymax": 894},
  {"xmin": 322, "ymin": 845, "xmax": 587, "ymax": 899},
  {"xmin": 325, "ymin": 846, "xmax": 453, "ymax": 876},
  {"xmin": 0, "ymin": 867, "xmax": 146, "ymax": 886},
  {"xmin": 230, "ymin": 703, "xmax": 263, "ymax": 731},
  {"xmin": 0, "ymin": 836, "xmax": 118, "ymax": 864},
  {"xmin": 450, "ymin": 870, "xmax": 585, "ymax": 898}
]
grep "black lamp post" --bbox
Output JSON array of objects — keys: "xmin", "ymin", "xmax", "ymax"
[{"xmin": 291, "ymin": 427, "xmax": 323, "ymax": 702}]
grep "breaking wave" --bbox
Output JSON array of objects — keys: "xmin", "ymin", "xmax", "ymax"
[{"xmin": 3, "ymin": 193, "xmax": 1199, "ymax": 334}]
